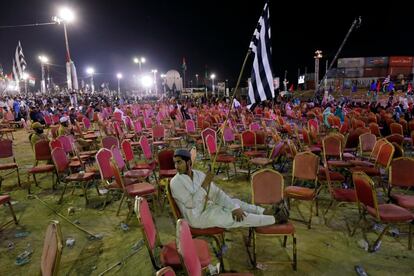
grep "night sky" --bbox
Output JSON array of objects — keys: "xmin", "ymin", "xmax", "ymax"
[{"xmin": 1, "ymin": 0, "xmax": 413, "ymax": 90}]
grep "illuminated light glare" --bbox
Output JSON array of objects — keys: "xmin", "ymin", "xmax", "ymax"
[
  {"xmin": 141, "ymin": 75, "xmax": 153, "ymax": 88},
  {"xmin": 58, "ymin": 7, "xmax": 75, "ymax": 23},
  {"xmin": 38, "ymin": 55, "xmax": 49, "ymax": 63},
  {"xmin": 117, "ymin": 73, "xmax": 123, "ymax": 79},
  {"xmin": 86, "ymin": 67, "xmax": 95, "ymax": 75},
  {"xmin": 210, "ymin": 73, "xmax": 216, "ymax": 80}
]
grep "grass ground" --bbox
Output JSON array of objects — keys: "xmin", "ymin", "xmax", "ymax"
[{"xmin": 1, "ymin": 112, "xmax": 413, "ymax": 275}]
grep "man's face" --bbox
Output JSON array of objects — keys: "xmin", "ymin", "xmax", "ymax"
[{"xmin": 173, "ymin": 156, "xmax": 189, "ymax": 174}]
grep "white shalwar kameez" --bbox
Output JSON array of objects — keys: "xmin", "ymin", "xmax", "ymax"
[{"xmin": 171, "ymin": 170, "xmax": 275, "ymax": 229}]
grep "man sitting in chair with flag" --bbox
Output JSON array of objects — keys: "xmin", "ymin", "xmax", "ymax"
[{"xmin": 171, "ymin": 149, "xmax": 276, "ymax": 229}]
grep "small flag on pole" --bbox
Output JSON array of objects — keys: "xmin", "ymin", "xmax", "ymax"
[
  {"xmin": 247, "ymin": 2, "xmax": 275, "ymax": 110},
  {"xmin": 12, "ymin": 41, "xmax": 27, "ymax": 82}
]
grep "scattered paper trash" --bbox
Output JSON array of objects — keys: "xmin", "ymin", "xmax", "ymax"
[
  {"xmin": 372, "ymin": 223, "xmax": 385, "ymax": 234},
  {"xmin": 132, "ymin": 239, "xmax": 145, "ymax": 251},
  {"xmin": 66, "ymin": 237, "xmax": 76, "ymax": 248},
  {"xmin": 15, "ymin": 231, "xmax": 30, "ymax": 238},
  {"xmin": 98, "ymin": 188, "xmax": 109, "ymax": 195},
  {"xmin": 73, "ymin": 220, "xmax": 80, "ymax": 225},
  {"xmin": 120, "ymin": 223, "xmax": 129, "ymax": 231},
  {"xmin": 7, "ymin": 241, "xmax": 15, "ymax": 251},
  {"xmin": 15, "ymin": 244, "xmax": 33, "ymax": 266},
  {"xmin": 355, "ymin": 265, "xmax": 368, "ymax": 276},
  {"xmin": 67, "ymin": 207, "xmax": 76, "ymax": 216},
  {"xmin": 256, "ymin": 262, "xmax": 269, "ymax": 271},
  {"xmin": 207, "ymin": 263, "xmax": 221, "ymax": 275},
  {"xmin": 357, "ymin": 239, "xmax": 369, "ymax": 251},
  {"xmin": 88, "ymin": 233, "xmax": 104, "ymax": 241},
  {"xmin": 372, "ymin": 241, "xmax": 381, "ymax": 252},
  {"xmin": 389, "ymin": 228, "xmax": 400, "ymax": 237}
]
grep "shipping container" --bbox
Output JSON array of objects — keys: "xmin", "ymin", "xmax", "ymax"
[
  {"xmin": 389, "ymin": 56, "xmax": 413, "ymax": 67},
  {"xmin": 344, "ymin": 68, "xmax": 364, "ymax": 78},
  {"xmin": 337, "ymin": 57, "xmax": 365, "ymax": 68},
  {"xmin": 364, "ymin": 57, "xmax": 389, "ymax": 67},
  {"xmin": 363, "ymin": 67, "xmax": 388, "ymax": 78},
  {"xmin": 327, "ymin": 68, "xmax": 346, "ymax": 78},
  {"xmin": 388, "ymin": 66, "xmax": 413, "ymax": 76}
]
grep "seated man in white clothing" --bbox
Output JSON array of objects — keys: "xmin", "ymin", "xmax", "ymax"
[{"xmin": 170, "ymin": 149, "xmax": 275, "ymax": 229}]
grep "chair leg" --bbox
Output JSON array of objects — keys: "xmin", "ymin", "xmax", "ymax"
[
  {"xmin": 351, "ymin": 212, "xmax": 364, "ymax": 237},
  {"xmin": 82, "ymin": 182, "xmax": 89, "ymax": 205},
  {"xmin": 252, "ymin": 231, "xmax": 257, "ymax": 266},
  {"xmin": 117, "ymin": 193, "xmax": 126, "ymax": 216},
  {"xmin": 16, "ymin": 168, "xmax": 21, "ymax": 187},
  {"xmin": 408, "ymin": 222, "xmax": 412, "ymax": 250},
  {"xmin": 323, "ymin": 200, "xmax": 334, "ymax": 220},
  {"xmin": 58, "ymin": 182, "xmax": 68, "ymax": 204},
  {"xmin": 7, "ymin": 202, "xmax": 18, "ymax": 225},
  {"xmin": 308, "ymin": 201, "xmax": 314, "ymax": 229},
  {"xmin": 292, "ymin": 235, "xmax": 297, "ymax": 271},
  {"xmin": 369, "ymin": 224, "xmax": 389, "ymax": 252},
  {"xmin": 283, "ymin": 236, "xmax": 287, "ymax": 247},
  {"xmin": 33, "ymin": 174, "xmax": 38, "ymax": 187}
]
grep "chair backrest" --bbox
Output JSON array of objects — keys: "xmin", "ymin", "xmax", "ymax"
[
  {"xmin": 223, "ymin": 127, "xmax": 235, "ymax": 143},
  {"xmin": 391, "ymin": 142, "xmax": 404, "ymax": 158},
  {"xmin": 144, "ymin": 117, "xmax": 152, "ymax": 129},
  {"xmin": 82, "ymin": 117, "xmax": 91, "ymax": 130},
  {"xmin": 201, "ymin": 128, "xmax": 216, "ymax": 148},
  {"xmin": 0, "ymin": 139, "xmax": 13, "ymax": 158},
  {"xmin": 113, "ymin": 112, "xmax": 123, "ymax": 122},
  {"xmin": 40, "ymin": 221, "xmax": 63, "ymax": 276},
  {"xmin": 352, "ymin": 172, "xmax": 378, "ymax": 218},
  {"xmin": 255, "ymin": 130, "xmax": 266, "ymax": 146},
  {"xmin": 158, "ymin": 149, "xmax": 175, "ymax": 170},
  {"xmin": 308, "ymin": 119, "xmax": 319, "ymax": 134},
  {"xmin": 251, "ymin": 169, "xmax": 284, "ymax": 205},
  {"xmin": 292, "ymin": 151, "xmax": 319, "ymax": 181},
  {"xmin": 134, "ymin": 120, "xmax": 143, "ymax": 134},
  {"xmin": 205, "ymin": 134, "xmax": 217, "ymax": 156},
  {"xmin": 369, "ymin": 138, "xmax": 387, "ymax": 161},
  {"xmin": 390, "ymin": 122, "xmax": 403, "ymax": 135},
  {"xmin": 139, "ymin": 135, "xmax": 153, "ymax": 160},
  {"xmin": 34, "ymin": 140, "xmax": 52, "ymax": 161},
  {"xmin": 152, "ymin": 125, "xmax": 165, "ymax": 140},
  {"xmin": 50, "ymin": 126, "xmax": 59, "ymax": 139},
  {"xmin": 44, "ymin": 115, "xmax": 52, "ymax": 126},
  {"xmin": 176, "ymin": 219, "xmax": 202, "ymax": 276},
  {"xmin": 56, "ymin": 135, "xmax": 74, "ymax": 155},
  {"xmin": 121, "ymin": 139, "xmax": 135, "ymax": 162},
  {"xmin": 156, "ymin": 267, "xmax": 176, "ymax": 276},
  {"xmin": 51, "ymin": 147, "xmax": 69, "ymax": 173},
  {"xmin": 359, "ymin": 133, "xmax": 376, "ymax": 155},
  {"xmin": 368, "ymin": 122, "xmax": 381, "ymax": 137},
  {"xmin": 135, "ymin": 196, "xmax": 158, "ymax": 265},
  {"xmin": 249, "ymin": 122, "xmax": 260, "ymax": 131},
  {"xmin": 323, "ymin": 135, "xmax": 342, "ymax": 160},
  {"xmin": 241, "ymin": 130, "xmax": 255, "ymax": 149},
  {"xmin": 389, "ymin": 157, "xmax": 414, "ymax": 188},
  {"xmin": 111, "ymin": 146, "xmax": 126, "ymax": 171},
  {"xmin": 102, "ymin": 136, "xmax": 119, "ymax": 150},
  {"xmin": 386, "ymin": 134, "xmax": 404, "ymax": 146},
  {"xmin": 124, "ymin": 116, "xmax": 134, "ymax": 131},
  {"xmin": 49, "ymin": 140, "xmax": 63, "ymax": 151},
  {"xmin": 269, "ymin": 141, "xmax": 284, "ymax": 160},
  {"xmin": 375, "ymin": 142, "xmax": 394, "ymax": 168},
  {"xmin": 110, "ymin": 159, "xmax": 125, "ymax": 190},
  {"xmin": 185, "ymin": 120, "xmax": 196, "ymax": 133},
  {"xmin": 96, "ymin": 148, "xmax": 114, "ymax": 181}
]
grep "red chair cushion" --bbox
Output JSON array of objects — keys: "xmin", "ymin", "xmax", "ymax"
[
  {"xmin": 0, "ymin": 163, "xmax": 18, "ymax": 170},
  {"xmin": 66, "ymin": 172, "xmax": 95, "ymax": 181},
  {"xmin": 327, "ymin": 160, "xmax": 352, "ymax": 168},
  {"xmin": 349, "ymin": 160, "xmax": 374, "ymax": 167},
  {"xmin": 250, "ymin": 157, "xmax": 272, "ymax": 166},
  {"xmin": 124, "ymin": 169, "xmax": 152, "ymax": 179},
  {"xmin": 255, "ymin": 222, "xmax": 295, "ymax": 235},
  {"xmin": 391, "ymin": 194, "xmax": 414, "ymax": 209},
  {"xmin": 190, "ymin": 226, "xmax": 225, "ymax": 236},
  {"xmin": 332, "ymin": 188, "xmax": 357, "ymax": 202},
  {"xmin": 0, "ymin": 195, "xmax": 11, "ymax": 205},
  {"xmin": 285, "ymin": 186, "xmax": 315, "ymax": 200},
  {"xmin": 159, "ymin": 169, "xmax": 177, "ymax": 178},
  {"xmin": 350, "ymin": 166, "xmax": 380, "ymax": 176},
  {"xmin": 318, "ymin": 169, "xmax": 345, "ymax": 182},
  {"xmin": 28, "ymin": 164, "xmax": 55, "ymax": 174},
  {"xmin": 160, "ymin": 239, "xmax": 211, "ymax": 268},
  {"xmin": 216, "ymin": 155, "xmax": 236, "ymax": 163},
  {"xmin": 367, "ymin": 204, "xmax": 414, "ymax": 223},
  {"xmin": 125, "ymin": 182, "xmax": 156, "ymax": 197}
]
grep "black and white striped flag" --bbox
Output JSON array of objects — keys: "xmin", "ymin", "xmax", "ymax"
[
  {"xmin": 247, "ymin": 2, "xmax": 275, "ymax": 110},
  {"xmin": 12, "ymin": 41, "xmax": 27, "ymax": 81}
]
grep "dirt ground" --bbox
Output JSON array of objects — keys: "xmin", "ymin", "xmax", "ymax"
[{"xmin": 1, "ymin": 95, "xmax": 413, "ymax": 276}]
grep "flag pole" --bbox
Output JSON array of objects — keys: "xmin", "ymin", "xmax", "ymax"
[{"xmin": 203, "ymin": 49, "xmax": 252, "ymax": 211}]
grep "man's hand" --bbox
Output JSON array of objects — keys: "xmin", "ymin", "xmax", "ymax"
[
  {"xmin": 232, "ymin": 208, "xmax": 246, "ymax": 222},
  {"xmin": 201, "ymin": 172, "xmax": 214, "ymax": 190}
]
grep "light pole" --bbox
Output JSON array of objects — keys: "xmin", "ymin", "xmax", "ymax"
[
  {"xmin": 314, "ymin": 50, "xmax": 323, "ymax": 93},
  {"xmin": 161, "ymin": 73, "xmax": 166, "ymax": 94},
  {"xmin": 210, "ymin": 73, "xmax": 216, "ymax": 96},
  {"xmin": 195, "ymin": 74, "xmax": 199, "ymax": 87},
  {"xmin": 86, "ymin": 67, "xmax": 95, "ymax": 93},
  {"xmin": 52, "ymin": 7, "xmax": 78, "ymax": 91},
  {"xmin": 38, "ymin": 55, "xmax": 49, "ymax": 94},
  {"xmin": 151, "ymin": 69, "xmax": 158, "ymax": 95},
  {"xmin": 133, "ymin": 57, "xmax": 146, "ymax": 72},
  {"xmin": 116, "ymin": 73, "xmax": 123, "ymax": 97}
]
